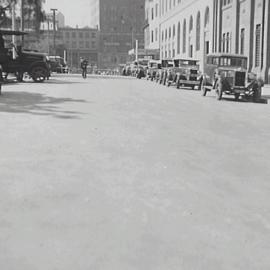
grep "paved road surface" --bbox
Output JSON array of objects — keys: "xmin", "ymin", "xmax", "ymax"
[{"xmin": 0, "ymin": 75, "xmax": 270, "ymax": 270}]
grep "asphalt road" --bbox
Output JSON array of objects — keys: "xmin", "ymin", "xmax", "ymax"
[{"xmin": 0, "ymin": 74, "xmax": 270, "ymax": 270}]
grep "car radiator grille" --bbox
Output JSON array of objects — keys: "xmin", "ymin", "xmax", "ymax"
[{"xmin": 235, "ymin": 71, "xmax": 246, "ymax": 87}]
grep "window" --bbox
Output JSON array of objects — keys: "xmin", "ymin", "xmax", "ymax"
[
  {"xmin": 92, "ymin": 32, "xmax": 96, "ymax": 38},
  {"xmin": 177, "ymin": 22, "xmax": 180, "ymax": 54},
  {"xmin": 205, "ymin": 41, "xmax": 209, "ymax": 54},
  {"xmin": 222, "ymin": 33, "xmax": 226, "ymax": 52},
  {"xmin": 204, "ymin": 7, "xmax": 210, "ymax": 27},
  {"xmin": 79, "ymin": 32, "xmax": 83, "ymax": 39},
  {"xmin": 151, "ymin": 8, "xmax": 154, "ymax": 20},
  {"xmin": 240, "ymin": 28, "xmax": 245, "ymax": 55},
  {"xmin": 189, "ymin": 16, "xmax": 193, "ymax": 33},
  {"xmin": 226, "ymin": 32, "xmax": 230, "ymax": 53},
  {"xmin": 183, "ymin": 20, "xmax": 186, "ymax": 53},
  {"xmin": 72, "ymin": 32, "xmax": 76, "ymax": 38},
  {"xmin": 155, "ymin": 28, "xmax": 158, "ymax": 41},
  {"xmin": 65, "ymin": 32, "xmax": 70, "ymax": 38},
  {"xmin": 255, "ymin": 24, "xmax": 261, "ymax": 67},
  {"xmin": 155, "ymin": 4, "xmax": 158, "ymax": 17},
  {"xmin": 196, "ymin": 12, "xmax": 200, "ymax": 51},
  {"xmin": 223, "ymin": 0, "xmax": 232, "ymax": 6},
  {"xmin": 151, "ymin": 30, "xmax": 154, "ymax": 42}
]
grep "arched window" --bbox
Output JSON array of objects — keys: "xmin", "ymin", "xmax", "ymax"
[
  {"xmin": 183, "ymin": 19, "xmax": 186, "ymax": 53},
  {"xmin": 177, "ymin": 22, "xmax": 180, "ymax": 54},
  {"xmin": 204, "ymin": 7, "xmax": 210, "ymax": 28},
  {"xmin": 196, "ymin": 12, "xmax": 201, "ymax": 51},
  {"xmin": 189, "ymin": 16, "xmax": 193, "ymax": 33}
]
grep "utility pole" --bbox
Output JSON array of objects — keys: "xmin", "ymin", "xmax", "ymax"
[
  {"xmin": 21, "ymin": 0, "xmax": 24, "ymax": 45},
  {"xmin": 135, "ymin": 40, "xmax": 138, "ymax": 62},
  {"xmin": 11, "ymin": 1, "xmax": 16, "ymax": 59},
  {"xmin": 50, "ymin": 8, "xmax": 57, "ymax": 55}
]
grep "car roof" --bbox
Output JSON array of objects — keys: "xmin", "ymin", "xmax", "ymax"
[
  {"xmin": 0, "ymin": 29, "xmax": 28, "ymax": 36},
  {"xmin": 207, "ymin": 53, "xmax": 248, "ymax": 59}
]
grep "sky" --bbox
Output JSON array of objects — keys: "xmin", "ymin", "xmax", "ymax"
[{"xmin": 43, "ymin": 0, "xmax": 92, "ymax": 27}]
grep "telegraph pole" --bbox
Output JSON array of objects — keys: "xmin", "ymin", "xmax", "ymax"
[
  {"xmin": 11, "ymin": 2, "xmax": 16, "ymax": 58},
  {"xmin": 21, "ymin": 0, "xmax": 24, "ymax": 45},
  {"xmin": 50, "ymin": 8, "xmax": 57, "ymax": 55}
]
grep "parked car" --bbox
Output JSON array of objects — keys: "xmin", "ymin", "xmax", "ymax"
[
  {"xmin": 49, "ymin": 56, "xmax": 69, "ymax": 73},
  {"xmin": 201, "ymin": 53, "xmax": 263, "ymax": 101},
  {"xmin": 136, "ymin": 65, "xmax": 146, "ymax": 79},
  {"xmin": 167, "ymin": 58, "xmax": 202, "ymax": 89},
  {"xmin": 0, "ymin": 30, "xmax": 50, "ymax": 82},
  {"xmin": 157, "ymin": 60, "xmax": 174, "ymax": 85},
  {"xmin": 146, "ymin": 60, "xmax": 161, "ymax": 81}
]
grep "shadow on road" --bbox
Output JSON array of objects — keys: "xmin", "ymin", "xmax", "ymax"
[
  {"xmin": 206, "ymin": 95, "xmax": 268, "ymax": 104},
  {"xmin": 0, "ymin": 91, "xmax": 86, "ymax": 119}
]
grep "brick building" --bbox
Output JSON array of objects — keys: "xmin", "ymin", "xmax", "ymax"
[
  {"xmin": 90, "ymin": 0, "xmax": 145, "ymax": 69},
  {"xmin": 145, "ymin": 0, "xmax": 270, "ymax": 82}
]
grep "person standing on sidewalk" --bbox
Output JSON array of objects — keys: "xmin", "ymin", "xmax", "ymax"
[{"xmin": 80, "ymin": 58, "xmax": 88, "ymax": 79}]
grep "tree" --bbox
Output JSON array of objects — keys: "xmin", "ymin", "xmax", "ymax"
[
  {"xmin": 23, "ymin": 0, "xmax": 46, "ymax": 32},
  {"xmin": 0, "ymin": 0, "xmax": 45, "ymax": 31}
]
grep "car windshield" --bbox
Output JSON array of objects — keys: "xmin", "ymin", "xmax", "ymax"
[
  {"xmin": 175, "ymin": 60, "xmax": 199, "ymax": 67},
  {"xmin": 219, "ymin": 57, "xmax": 247, "ymax": 68},
  {"xmin": 206, "ymin": 56, "xmax": 246, "ymax": 68},
  {"xmin": 138, "ymin": 60, "xmax": 149, "ymax": 66},
  {"xmin": 149, "ymin": 63, "xmax": 158, "ymax": 68}
]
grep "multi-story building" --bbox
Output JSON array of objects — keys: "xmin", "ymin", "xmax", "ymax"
[
  {"xmin": 60, "ymin": 27, "xmax": 99, "ymax": 69},
  {"xmin": 40, "ymin": 11, "xmax": 65, "ymax": 31},
  {"xmin": 90, "ymin": 0, "xmax": 145, "ymax": 69},
  {"xmin": 146, "ymin": 0, "xmax": 270, "ymax": 83}
]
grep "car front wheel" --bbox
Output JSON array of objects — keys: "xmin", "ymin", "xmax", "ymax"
[{"xmin": 31, "ymin": 66, "xmax": 47, "ymax": 82}]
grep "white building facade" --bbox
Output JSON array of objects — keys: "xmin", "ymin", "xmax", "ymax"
[{"xmin": 145, "ymin": 0, "xmax": 270, "ymax": 82}]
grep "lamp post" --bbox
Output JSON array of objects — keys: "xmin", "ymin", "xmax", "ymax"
[{"xmin": 50, "ymin": 8, "xmax": 57, "ymax": 55}]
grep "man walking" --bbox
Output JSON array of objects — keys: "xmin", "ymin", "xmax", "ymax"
[{"xmin": 80, "ymin": 58, "xmax": 88, "ymax": 79}]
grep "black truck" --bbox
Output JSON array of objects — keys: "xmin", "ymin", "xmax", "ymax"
[{"xmin": 0, "ymin": 29, "xmax": 50, "ymax": 83}]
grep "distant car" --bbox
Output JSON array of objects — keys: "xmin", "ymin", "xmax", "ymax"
[
  {"xmin": 166, "ymin": 58, "xmax": 201, "ymax": 89},
  {"xmin": 146, "ymin": 60, "xmax": 161, "ymax": 81},
  {"xmin": 202, "ymin": 53, "xmax": 263, "ymax": 101},
  {"xmin": 0, "ymin": 30, "xmax": 50, "ymax": 82},
  {"xmin": 136, "ymin": 65, "xmax": 146, "ymax": 79},
  {"xmin": 157, "ymin": 60, "xmax": 174, "ymax": 85},
  {"xmin": 49, "ymin": 56, "xmax": 69, "ymax": 73}
]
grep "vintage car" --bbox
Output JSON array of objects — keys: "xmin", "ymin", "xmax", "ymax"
[
  {"xmin": 201, "ymin": 53, "xmax": 263, "ymax": 101},
  {"xmin": 0, "ymin": 30, "xmax": 50, "ymax": 82},
  {"xmin": 146, "ymin": 60, "xmax": 161, "ymax": 81},
  {"xmin": 136, "ymin": 65, "xmax": 146, "ymax": 79},
  {"xmin": 49, "ymin": 56, "xmax": 69, "ymax": 73},
  {"xmin": 166, "ymin": 58, "xmax": 201, "ymax": 89},
  {"xmin": 157, "ymin": 60, "xmax": 174, "ymax": 85}
]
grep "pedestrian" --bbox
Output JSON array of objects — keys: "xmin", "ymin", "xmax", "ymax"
[{"xmin": 80, "ymin": 58, "xmax": 88, "ymax": 79}]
